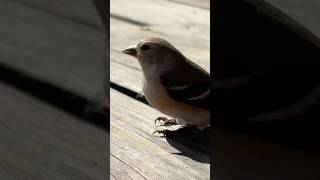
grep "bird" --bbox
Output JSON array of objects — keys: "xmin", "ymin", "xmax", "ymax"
[{"xmin": 122, "ymin": 37, "xmax": 210, "ymax": 136}]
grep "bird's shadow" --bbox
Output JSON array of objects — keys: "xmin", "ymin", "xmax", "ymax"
[{"xmin": 163, "ymin": 126, "xmax": 210, "ymax": 164}]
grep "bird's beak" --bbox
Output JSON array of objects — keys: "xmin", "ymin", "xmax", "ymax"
[{"xmin": 122, "ymin": 45, "xmax": 137, "ymax": 57}]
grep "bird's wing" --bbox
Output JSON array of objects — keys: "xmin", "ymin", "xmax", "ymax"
[{"xmin": 160, "ymin": 61, "xmax": 210, "ymax": 110}]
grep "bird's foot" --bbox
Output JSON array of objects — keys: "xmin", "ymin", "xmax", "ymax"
[
  {"xmin": 152, "ymin": 129, "xmax": 172, "ymax": 137},
  {"xmin": 154, "ymin": 117, "xmax": 178, "ymax": 126},
  {"xmin": 152, "ymin": 125, "xmax": 199, "ymax": 138}
]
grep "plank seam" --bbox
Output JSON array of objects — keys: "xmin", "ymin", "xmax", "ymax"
[
  {"xmin": 110, "ymin": 173, "xmax": 118, "ymax": 180},
  {"xmin": 0, "ymin": 63, "xmax": 108, "ymax": 130},
  {"xmin": 110, "ymin": 14, "xmax": 149, "ymax": 27},
  {"xmin": 111, "ymin": 153, "xmax": 148, "ymax": 180},
  {"xmin": 110, "ymin": 82, "xmax": 149, "ymax": 105},
  {"xmin": 110, "ymin": 58, "xmax": 141, "ymax": 71}
]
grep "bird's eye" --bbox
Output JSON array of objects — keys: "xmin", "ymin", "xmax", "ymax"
[{"xmin": 141, "ymin": 45, "xmax": 150, "ymax": 51}]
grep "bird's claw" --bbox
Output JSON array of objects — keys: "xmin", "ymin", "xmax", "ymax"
[
  {"xmin": 152, "ymin": 129, "xmax": 171, "ymax": 137},
  {"xmin": 154, "ymin": 117, "xmax": 177, "ymax": 126},
  {"xmin": 154, "ymin": 116, "xmax": 167, "ymax": 125}
]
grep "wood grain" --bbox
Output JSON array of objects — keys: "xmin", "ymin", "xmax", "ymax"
[
  {"xmin": 110, "ymin": 89, "xmax": 210, "ymax": 180},
  {"xmin": 168, "ymin": 0, "xmax": 210, "ymax": 9},
  {"xmin": 0, "ymin": 82, "xmax": 106, "ymax": 179},
  {"xmin": 110, "ymin": 60, "xmax": 143, "ymax": 93},
  {"xmin": 110, "ymin": 0, "xmax": 210, "ymax": 43}
]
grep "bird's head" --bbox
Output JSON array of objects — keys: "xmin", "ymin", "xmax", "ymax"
[{"xmin": 122, "ymin": 38, "xmax": 183, "ymax": 66}]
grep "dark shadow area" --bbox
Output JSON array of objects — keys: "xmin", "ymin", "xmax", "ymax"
[
  {"xmin": 164, "ymin": 126, "xmax": 210, "ymax": 163},
  {"xmin": 213, "ymin": 0, "xmax": 320, "ymax": 153}
]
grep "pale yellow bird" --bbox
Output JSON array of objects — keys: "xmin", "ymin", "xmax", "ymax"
[{"xmin": 123, "ymin": 38, "xmax": 210, "ymax": 135}]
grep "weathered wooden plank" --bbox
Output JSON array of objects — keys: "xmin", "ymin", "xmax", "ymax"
[
  {"xmin": 212, "ymin": 128, "xmax": 320, "ymax": 180},
  {"xmin": 110, "ymin": 89, "xmax": 210, "ymax": 180},
  {"xmin": 0, "ymin": 0, "xmax": 107, "ymax": 107},
  {"xmin": 110, "ymin": 60, "xmax": 143, "ymax": 93},
  {"xmin": 168, "ymin": 0, "xmax": 210, "ymax": 10},
  {"xmin": 111, "ymin": 0, "xmax": 210, "ymax": 43},
  {"xmin": 110, "ymin": 49, "xmax": 141, "ymax": 70},
  {"xmin": 0, "ymin": 82, "xmax": 106, "ymax": 179}
]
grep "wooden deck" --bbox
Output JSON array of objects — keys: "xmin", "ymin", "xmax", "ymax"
[
  {"xmin": 2, "ymin": 0, "xmax": 320, "ymax": 179},
  {"xmin": 110, "ymin": 0, "xmax": 210, "ymax": 179},
  {"xmin": 0, "ymin": 0, "xmax": 107, "ymax": 179}
]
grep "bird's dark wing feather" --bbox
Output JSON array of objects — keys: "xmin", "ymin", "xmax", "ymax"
[{"xmin": 160, "ymin": 68, "xmax": 210, "ymax": 110}]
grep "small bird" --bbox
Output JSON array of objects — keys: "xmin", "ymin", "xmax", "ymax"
[{"xmin": 122, "ymin": 38, "xmax": 210, "ymax": 135}]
